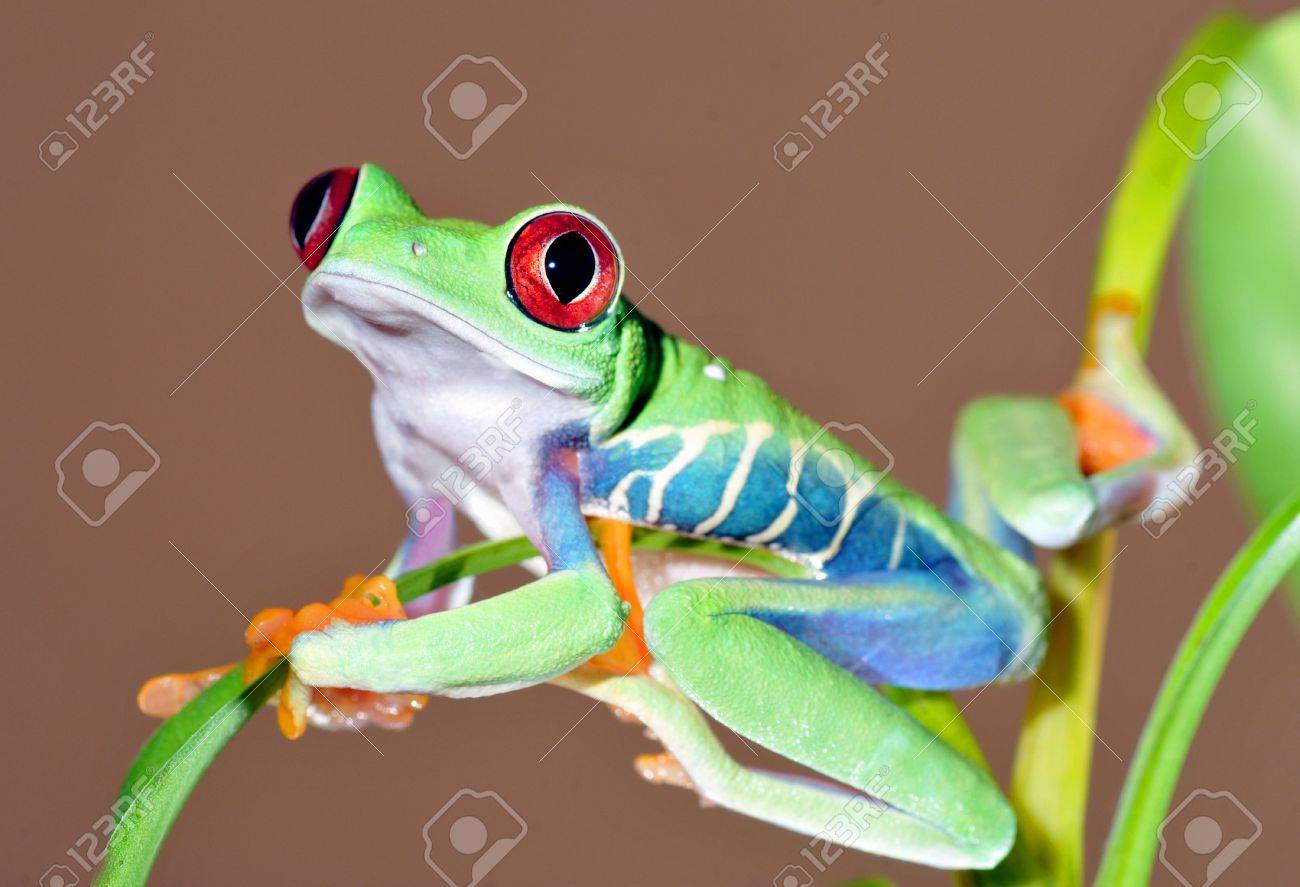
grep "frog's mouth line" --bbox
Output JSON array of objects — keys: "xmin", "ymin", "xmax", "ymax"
[{"xmin": 301, "ymin": 271, "xmax": 597, "ymax": 391}]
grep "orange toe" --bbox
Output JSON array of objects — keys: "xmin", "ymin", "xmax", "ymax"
[
  {"xmin": 136, "ymin": 664, "xmax": 233, "ymax": 719},
  {"xmin": 1058, "ymin": 391, "xmax": 1156, "ymax": 476},
  {"xmin": 138, "ymin": 573, "xmax": 426, "ymax": 739}
]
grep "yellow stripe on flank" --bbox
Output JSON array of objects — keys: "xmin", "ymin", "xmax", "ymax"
[{"xmin": 694, "ymin": 422, "xmax": 773, "ymax": 535}]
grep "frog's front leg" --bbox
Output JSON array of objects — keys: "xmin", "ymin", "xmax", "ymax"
[
  {"xmin": 642, "ymin": 568, "xmax": 1037, "ymax": 870},
  {"xmin": 950, "ymin": 303, "xmax": 1200, "ymax": 552},
  {"xmin": 290, "ymin": 450, "xmax": 626, "ymax": 696}
]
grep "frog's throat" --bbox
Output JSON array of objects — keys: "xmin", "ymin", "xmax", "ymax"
[
  {"xmin": 301, "ymin": 270, "xmax": 600, "ymax": 391},
  {"xmin": 589, "ymin": 309, "xmax": 662, "ymax": 443}
]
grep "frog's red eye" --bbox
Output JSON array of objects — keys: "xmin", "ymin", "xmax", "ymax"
[
  {"xmin": 506, "ymin": 212, "xmax": 620, "ymax": 331},
  {"xmin": 289, "ymin": 167, "xmax": 358, "ymax": 270}
]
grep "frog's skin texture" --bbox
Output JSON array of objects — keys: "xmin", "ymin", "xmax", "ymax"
[{"xmin": 287, "ymin": 165, "xmax": 1197, "ymax": 869}]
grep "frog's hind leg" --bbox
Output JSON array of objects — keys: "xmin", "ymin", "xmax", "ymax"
[
  {"xmin": 554, "ymin": 665, "xmax": 975, "ymax": 870},
  {"xmin": 642, "ymin": 572, "xmax": 1036, "ymax": 869}
]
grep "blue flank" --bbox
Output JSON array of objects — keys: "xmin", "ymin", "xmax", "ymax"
[
  {"xmin": 579, "ymin": 426, "xmax": 1034, "ymax": 690},
  {"xmin": 582, "ymin": 428, "xmax": 967, "ymax": 579},
  {"xmin": 659, "ymin": 428, "xmax": 745, "ymax": 530}
]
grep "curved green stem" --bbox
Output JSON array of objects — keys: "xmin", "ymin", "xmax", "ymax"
[
  {"xmin": 977, "ymin": 15, "xmax": 1259, "ymax": 887},
  {"xmin": 1096, "ymin": 491, "xmax": 1300, "ymax": 884},
  {"xmin": 97, "ymin": 662, "xmax": 288, "ymax": 887}
]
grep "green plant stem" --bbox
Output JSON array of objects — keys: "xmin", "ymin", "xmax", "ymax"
[
  {"xmin": 977, "ymin": 15, "xmax": 1258, "ymax": 887},
  {"xmin": 97, "ymin": 662, "xmax": 288, "ymax": 887},
  {"xmin": 1095, "ymin": 491, "xmax": 1300, "ymax": 884},
  {"xmin": 980, "ymin": 537, "xmax": 1114, "ymax": 887}
]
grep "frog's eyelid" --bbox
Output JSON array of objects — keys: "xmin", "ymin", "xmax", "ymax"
[{"xmin": 289, "ymin": 167, "xmax": 359, "ymax": 270}]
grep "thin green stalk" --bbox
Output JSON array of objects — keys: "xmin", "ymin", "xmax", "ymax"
[
  {"xmin": 978, "ymin": 15, "xmax": 1258, "ymax": 887},
  {"xmin": 1096, "ymin": 492, "xmax": 1300, "ymax": 884},
  {"xmin": 979, "ymin": 537, "xmax": 1114, "ymax": 887},
  {"xmin": 97, "ymin": 662, "xmax": 288, "ymax": 887}
]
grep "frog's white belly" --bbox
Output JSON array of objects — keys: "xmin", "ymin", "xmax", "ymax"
[{"xmin": 304, "ymin": 269, "xmax": 593, "ymax": 560}]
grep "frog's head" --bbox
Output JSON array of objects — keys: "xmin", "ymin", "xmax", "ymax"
[{"xmin": 289, "ymin": 164, "xmax": 651, "ymax": 435}]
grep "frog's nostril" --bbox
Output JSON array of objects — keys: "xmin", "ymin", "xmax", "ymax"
[{"xmin": 289, "ymin": 167, "xmax": 358, "ymax": 270}]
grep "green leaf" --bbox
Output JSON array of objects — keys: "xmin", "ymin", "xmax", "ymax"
[
  {"xmin": 1095, "ymin": 491, "xmax": 1300, "ymax": 885},
  {"xmin": 1186, "ymin": 10, "xmax": 1300, "ymax": 617},
  {"xmin": 630, "ymin": 526, "xmax": 811, "ymax": 578},
  {"xmin": 393, "ymin": 534, "xmax": 540, "ymax": 601},
  {"xmin": 1091, "ymin": 14, "xmax": 1256, "ymax": 336}
]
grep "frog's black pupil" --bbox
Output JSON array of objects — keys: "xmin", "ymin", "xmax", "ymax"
[{"xmin": 544, "ymin": 231, "xmax": 596, "ymax": 304}]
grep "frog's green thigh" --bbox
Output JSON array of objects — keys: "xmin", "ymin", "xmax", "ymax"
[
  {"xmin": 556, "ymin": 665, "xmax": 998, "ymax": 870},
  {"xmin": 641, "ymin": 575, "xmax": 1018, "ymax": 870}
]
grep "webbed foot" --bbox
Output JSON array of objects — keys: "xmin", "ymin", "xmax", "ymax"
[{"xmin": 137, "ymin": 573, "xmax": 427, "ymax": 738}]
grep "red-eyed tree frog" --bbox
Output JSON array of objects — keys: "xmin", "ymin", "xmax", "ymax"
[{"xmin": 281, "ymin": 165, "xmax": 1197, "ymax": 869}]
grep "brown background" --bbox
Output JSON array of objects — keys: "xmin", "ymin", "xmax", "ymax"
[{"xmin": 5, "ymin": 2, "xmax": 1298, "ymax": 884}]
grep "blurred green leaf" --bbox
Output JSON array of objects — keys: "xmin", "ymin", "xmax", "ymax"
[
  {"xmin": 1096, "ymin": 491, "xmax": 1300, "ymax": 885},
  {"xmin": 1187, "ymin": 10, "xmax": 1300, "ymax": 616}
]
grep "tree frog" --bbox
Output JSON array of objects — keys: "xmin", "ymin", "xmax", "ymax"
[{"xmin": 284, "ymin": 165, "xmax": 1196, "ymax": 869}]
